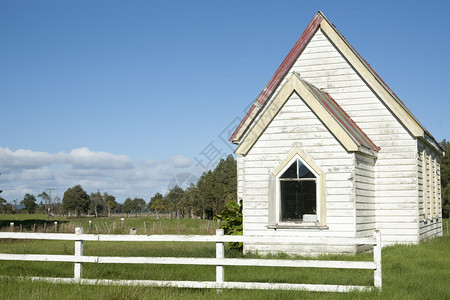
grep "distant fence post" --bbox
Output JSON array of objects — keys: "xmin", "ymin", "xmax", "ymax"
[
  {"xmin": 216, "ymin": 229, "xmax": 224, "ymax": 284},
  {"xmin": 54, "ymin": 221, "xmax": 58, "ymax": 233},
  {"xmin": 89, "ymin": 220, "xmax": 92, "ymax": 233},
  {"xmin": 121, "ymin": 218, "xmax": 125, "ymax": 230},
  {"xmin": 74, "ymin": 227, "xmax": 84, "ymax": 281},
  {"xmin": 374, "ymin": 230, "xmax": 382, "ymax": 290},
  {"xmin": 10, "ymin": 222, "xmax": 14, "ymax": 232}
]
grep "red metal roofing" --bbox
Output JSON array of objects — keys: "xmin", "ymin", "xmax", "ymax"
[
  {"xmin": 229, "ymin": 13, "xmax": 323, "ymax": 142},
  {"xmin": 300, "ymin": 77, "xmax": 380, "ymax": 152}
]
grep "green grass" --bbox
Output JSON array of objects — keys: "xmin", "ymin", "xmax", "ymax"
[
  {"xmin": 0, "ymin": 213, "xmax": 218, "ymax": 235},
  {"xmin": 0, "ymin": 216, "xmax": 449, "ymax": 299}
]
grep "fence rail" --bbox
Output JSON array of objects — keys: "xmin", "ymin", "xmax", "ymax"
[{"xmin": 0, "ymin": 228, "xmax": 382, "ymax": 292}]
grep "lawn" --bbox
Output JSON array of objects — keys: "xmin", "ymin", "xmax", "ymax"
[
  {"xmin": 0, "ymin": 215, "xmax": 448, "ymax": 299},
  {"xmin": 0, "ymin": 213, "xmax": 218, "ymax": 235}
]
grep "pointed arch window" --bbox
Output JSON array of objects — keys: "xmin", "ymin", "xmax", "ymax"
[
  {"xmin": 268, "ymin": 147, "xmax": 326, "ymax": 227},
  {"xmin": 279, "ymin": 158, "xmax": 317, "ymax": 222}
]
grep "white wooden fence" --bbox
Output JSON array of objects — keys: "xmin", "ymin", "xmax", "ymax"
[{"xmin": 0, "ymin": 228, "xmax": 382, "ymax": 292}]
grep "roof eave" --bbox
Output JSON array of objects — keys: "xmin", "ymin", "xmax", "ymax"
[
  {"xmin": 235, "ymin": 74, "xmax": 379, "ymax": 156},
  {"xmin": 421, "ymin": 133, "xmax": 445, "ymax": 155},
  {"xmin": 318, "ymin": 12, "xmax": 429, "ymax": 140}
]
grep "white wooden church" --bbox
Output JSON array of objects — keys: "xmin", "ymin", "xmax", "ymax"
[{"xmin": 230, "ymin": 11, "xmax": 444, "ymax": 254}]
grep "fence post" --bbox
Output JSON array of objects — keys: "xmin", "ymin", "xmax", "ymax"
[
  {"xmin": 54, "ymin": 221, "xmax": 58, "ymax": 233},
  {"xmin": 74, "ymin": 227, "xmax": 84, "ymax": 281},
  {"xmin": 10, "ymin": 222, "xmax": 14, "ymax": 232},
  {"xmin": 374, "ymin": 230, "xmax": 382, "ymax": 290},
  {"xmin": 216, "ymin": 229, "xmax": 225, "ymax": 284}
]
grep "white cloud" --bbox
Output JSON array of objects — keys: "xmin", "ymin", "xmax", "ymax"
[
  {"xmin": 0, "ymin": 147, "xmax": 202, "ymax": 203},
  {"xmin": 164, "ymin": 155, "xmax": 193, "ymax": 168},
  {"xmin": 0, "ymin": 147, "xmax": 55, "ymax": 169},
  {"xmin": 144, "ymin": 159, "xmax": 157, "ymax": 167},
  {"xmin": 66, "ymin": 147, "xmax": 134, "ymax": 170}
]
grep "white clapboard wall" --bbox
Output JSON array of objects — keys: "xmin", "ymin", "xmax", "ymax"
[{"xmin": 238, "ymin": 28, "xmax": 442, "ymax": 252}]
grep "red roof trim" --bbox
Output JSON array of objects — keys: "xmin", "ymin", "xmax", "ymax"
[{"xmin": 230, "ymin": 13, "xmax": 323, "ymax": 142}]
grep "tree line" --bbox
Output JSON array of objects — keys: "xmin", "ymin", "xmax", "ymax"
[
  {"xmin": 0, "ymin": 155, "xmax": 237, "ymax": 219},
  {"xmin": 1, "ymin": 143, "xmax": 448, "ymax": 219}
]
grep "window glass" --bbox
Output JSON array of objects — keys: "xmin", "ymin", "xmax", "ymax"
[
  {"xmin": 279, "ymin": 159, "xmax": 317, "ymax": 222},
  {"xmin": 280, "ymin": 160, "xmax": 297, "ymax": 179},
  {"xmin": 298, "ymin": 161, "xmax": 315, "ymax": 178}
]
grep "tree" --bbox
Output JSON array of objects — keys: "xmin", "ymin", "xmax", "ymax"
[
  {"xmin": 103, "ymin": 192, "xmax": 118, "ymax": 218},
  {"xmin": 0, "ymin": 197, "xmax": 7, "ymax": 214},
  {"xmin": 20, "ymin": 193, "xmax": 37, "ymax": 214},
  {"xmin": 149, "ymin": 193, "xmax": 165, "ymax": 219},
  {"xmin": 122, "ymin": 197, "xmax": 134, "ymax": 217},
  {"xmin": 38, "ymin": 191, "xmax": 51, "ymax": 220},
  {"xmin": 193, "ymin": 155, "xmax": 237, "ymax": 219},
  {"xmin": 53, "ymin": 196, "xmax": 62, "ymax": 216},
  {"xmin": 12, "ymin": 199, "xmax": 18, "ymax": 214},
  {"xmin": 183, "ymin": 184, "xmax": 198, "ymax": 218},
  {"xmin": 214, "ymin": 200, "xmax": 243, "ymax": 250},
  {"xmin": 62, "ymin": 185, "xmax": 90, "ymax": 216},
  {"xmin": 440, "ymin": 139, "xmax": 449, "ymax": 218},
  {"xmin": 133, "ymin": 198, "xmax": 146, "ymax": 216},
  {"xmin": 165, "ymin": 185, "xmax": 184, "ymax": 219},
  {"xmin": 89, "ymin": 190, "xmax": 104, "ymax": 217},
  {"xmin": 37, "ymin": 201, "xmax": 46, "ymax": 214}
]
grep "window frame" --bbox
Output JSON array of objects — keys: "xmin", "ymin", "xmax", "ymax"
[
  {"xmin": 269, "ymin": 147, "xmax": 327, "ymax": 227},
  {"xmin": 276, "ymin": 155, "xmax": 320, "ymax": 224}
]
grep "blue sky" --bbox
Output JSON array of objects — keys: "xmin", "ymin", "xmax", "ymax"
[{"xmin": 1, "ymin": 1, "xmax": 449, "ymax": 203}]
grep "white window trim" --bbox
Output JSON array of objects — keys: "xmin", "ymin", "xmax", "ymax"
[
  {"xmin": 275, "ymin": 154, "xmax": 320, "ymax": 225},
  {"xmin": 270, "ymin": 146, "xmax": 327, "ymax": 227}
]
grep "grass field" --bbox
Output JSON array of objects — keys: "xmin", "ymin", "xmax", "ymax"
[
  {"xmin": 0, "ymin": 215, "xmax": 449, "ymax": 299},
  {"xmin": 0, "ymin": 213, "xmax": 218, "ymax": 235}
]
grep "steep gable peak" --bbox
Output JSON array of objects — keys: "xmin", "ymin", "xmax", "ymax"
[{"xmin": 231, "ymin": 11, "xmax": 443, "ymax": 154}]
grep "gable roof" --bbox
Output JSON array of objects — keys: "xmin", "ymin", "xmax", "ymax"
[
  {"xmin": 231, "ymin": 11, "xmax": 444, "ymax": 154},
  {"xmin": 235, "ymin": 73, "xmax": 379, "ymax": 156},
  {"xmin": 300, "ymin": 77, "xmax": 380, "ymax": 152}
]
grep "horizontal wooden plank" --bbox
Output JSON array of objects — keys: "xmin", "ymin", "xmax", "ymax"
[
  {"xmin": 12, "ymin": 276, "xmax": 376, "ymax": 292},
  {"xmin": 244, "ymin": 243, "xmax": 356, "ymax": 254},
  {"xmin": 327, "ymin": 209, "xmax": 354, "ymax": 217},
  {"xmin": 0, "ymin": 232, "xmax": 376, "ymax": 245},
  {"xmin": 355, "ymin": 210, "xmax": 376, "ymax": 217},
  {"xmin": 299, "ymin": 67, "xmax": 356, "ymax": 78},
  {"xmin": 0, "ymin": 254, "xmax": 96, "ymax": 263},
  {"xmin": 375, "ymin": 190, "xmax": 417, "ymax": 197},
  {"xmin": 0, "ymin": 254, "xmax": 375, "ymax": 270},
  {"xmin": 375, "ymin": 216, "xmax": 417, "ymax": 223},
  {"xmin": 355, "ymin": 223, "xmax": 376, "ymax": 231},
  {"xmin": 374, "ymin": 184, "xmax": 417, "ymax": 191}
]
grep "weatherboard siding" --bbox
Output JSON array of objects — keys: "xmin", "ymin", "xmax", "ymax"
[
  {"xmin": 289, "ymin": 29, "xmax": 420, "ymax": 245},
  {"xmin": 241, "ymin": 92, "xmax": 357, "ymax": 255},
  {"xmin": 354, "ymin": 153, "xmax": 376, "ymax": 246},
  {"xmin": 417, "ymin": 140, "xmax": 443, "ymax": 240},
  {"xmin": 238, "ymin": 28, "xmax": 442, "ymax": 253}
]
